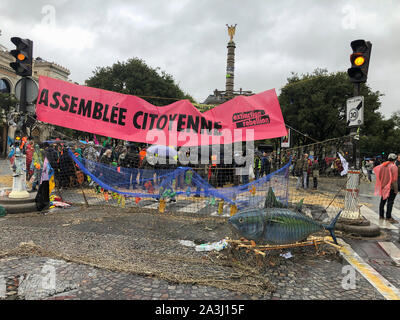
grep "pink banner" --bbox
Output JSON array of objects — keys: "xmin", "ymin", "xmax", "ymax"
[{"xmin": 36, "ymin": 76, "xmax": 286, "ymax": 146}]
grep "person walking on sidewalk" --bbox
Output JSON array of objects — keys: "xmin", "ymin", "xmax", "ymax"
[
  {"xmin": 373, "ymin": 153, "xmax": 398, "ymax": 223},
  {"xmin": 365, "ymin": 160, "xmax": 374, "ymax": 182},
  {"xmin": 294, "ymin": 155, "xmax": 304, "ymax": 189},
  {"xmin": 311, "ymin": 158, "xmax": 319, "ymax": 190},
  {"xmin": 302, "ymin": 153, "xmax": 311, "ymax": 189}
]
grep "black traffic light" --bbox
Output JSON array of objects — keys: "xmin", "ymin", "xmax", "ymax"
[
  {"xmin": 347, "ymin": 39, "xmax": 372, "ymax": 83},
  {"xmin": 9, "ymin": 37, "xmax": 33, "ymax": 77}
]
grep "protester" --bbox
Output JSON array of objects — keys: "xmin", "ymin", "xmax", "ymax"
[
  {"xmin": 312, "ymin": 158, "xmax": 319, "ymax": 190},
  {"xmin": 59, "ymin": 145, "xmax": 76, "ymax": 188},
  {"xmin": 302, "ymin": 153, "xmax": 310, "ymax": 189},
  {"xmin": 121, "ymin": 144, "xmax": 140, "ymax": 189},
  {"xmin": 365, "ymin": 160, "xmax": 374, "ymax": 182},
  {"xmin": 25, "ymin": 140, "xmax": 34, "ymax": 179},
  {"xmin": 82, "ymin": 141, "xmax": 98, "ymax": 174},
  {"xmin": 30, "ymin": 144, "xmax": 44, "ymax": 192},
  {"xmin": 139, "ymin": 146, "xmax": 147, "ymax": 188},
  {"xmin": 294, "ymin": 154, "xmax": 303, "ymax": 189},
  {"xmin": 373, "ymin": 153, "xmax": 398, "ymax": 223},
  {"xmin": 100, "ymin": 149, "xmax": 113, "ymax": 166},
  {"xmin": 260, "ymin": 152, "xmax": 271, "ymax": 177},
  {"xmin": 118, "ymin": 147, "xmax": 128, "ymax": 166},
  {"xmin": 254, "ymin": 152, "xmax": 261, "ymax": 180}
]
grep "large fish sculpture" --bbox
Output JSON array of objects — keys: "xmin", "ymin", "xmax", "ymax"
[{"xmin": 229, "ymin": 208, "xmax": 342, "ymax": 245}]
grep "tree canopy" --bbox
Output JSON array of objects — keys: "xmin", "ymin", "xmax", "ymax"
[
  {"xmin": 278, "ymin": 68, "xmax": 399, "ymax": 157},
  {"xmin": 85, "ymin": 58, "xmax": 195, "ymax": 106},
  {"xmin": 0, "ymin": 92, "xmax": 17, "ymax": 113}
]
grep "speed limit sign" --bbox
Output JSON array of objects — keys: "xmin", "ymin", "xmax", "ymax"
[{"xmin": 346, "ymin": 96, "xmax": 364, "ymax": 127}]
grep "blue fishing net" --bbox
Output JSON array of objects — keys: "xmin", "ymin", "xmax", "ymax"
[{"xmin": 67, "ymin": 149, "xmax": 291, "ymax": 211}]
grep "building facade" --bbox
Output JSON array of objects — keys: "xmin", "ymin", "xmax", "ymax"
[{"xmin": 0, "ymin": 42, "xmax": 71, "ymax": 155}]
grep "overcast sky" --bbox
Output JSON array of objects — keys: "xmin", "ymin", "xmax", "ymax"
[{"xmin": 1, "ymin": 0, "xmax": 399, "ymax": 118}]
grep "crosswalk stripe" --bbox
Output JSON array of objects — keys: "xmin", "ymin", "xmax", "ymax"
[
  {"xmin": 360, "ymin": 205, "xmax": 398, "ymax": 230},
  {"xmin": 338, "ymin": 239, "xmax": 400, "ymax": 300},
  {"xmin": 378, "ymin": 242, "xmax": 400, "ymax": 266},
  {"xmin": 390, "ymin": 207, "xmax": 400, "ymax": 221}
]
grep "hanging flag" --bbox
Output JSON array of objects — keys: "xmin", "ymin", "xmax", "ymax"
[{"xmin": 36, "ymin": 76, "xmax": 286, "ymax": 146}]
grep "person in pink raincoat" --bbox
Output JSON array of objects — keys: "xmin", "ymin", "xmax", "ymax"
[{"xmin": 373, "ymin": 153, "xmax": 399, "ymax": 223}]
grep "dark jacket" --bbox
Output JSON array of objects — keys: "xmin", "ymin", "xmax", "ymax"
[
  {"xmin": 100, "ymin": 154, "xmax": 113, "ymax": 166},
  {"xmin": 261, "ymin": 156, "xmax": 271, "ymax": 173},
  {"xmin": 122, "ymin": 151, "xmax": 140, "ymax": 168}
]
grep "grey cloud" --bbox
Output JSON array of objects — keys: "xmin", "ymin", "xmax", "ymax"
[{"xmin": 0, "ymin": 0, "xmax": 399, "ymax": 116}]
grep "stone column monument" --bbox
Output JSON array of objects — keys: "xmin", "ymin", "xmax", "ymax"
[{"xmin": 225, "ymin": 24, "xmax": 237, "ymax": 101}]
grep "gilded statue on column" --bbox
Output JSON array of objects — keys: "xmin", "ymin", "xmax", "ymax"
[{"xmin": 226, "ymin": 24, "xmax": 237, "ymax": 42}]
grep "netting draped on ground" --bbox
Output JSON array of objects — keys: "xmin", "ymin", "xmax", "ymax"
[{"xmin": 60, "ymin": 149, "xmax": 291, "ymax": 215}]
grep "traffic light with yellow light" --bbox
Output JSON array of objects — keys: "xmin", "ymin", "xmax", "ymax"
[
  {"xmin": 347, "ymin": 39, "xmax": 372, "ymax": 83},
  {"xmin": 9, "ymin": 37, "xmax": 33, "ymax": 77}
]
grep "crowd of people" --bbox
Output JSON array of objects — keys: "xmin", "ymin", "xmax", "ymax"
[
  {"xmin": 12, "ymin": 137, "xmax": 396, "ymax": 196},
  {"xmin": 291, "ymin": 153, "xmax": 320, "ymax": 190},
  {"xmin": 16, "ymin": 139, "xmax": 275, "ymax": 191},
  {"xmin": 9, "ymin": 136, "xmax": 400, "ymax": 225}
]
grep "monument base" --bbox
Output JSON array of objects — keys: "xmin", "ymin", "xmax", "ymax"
[{"xmin": 8, "ymin": 190, "xmax": 30, "ymax": 199}]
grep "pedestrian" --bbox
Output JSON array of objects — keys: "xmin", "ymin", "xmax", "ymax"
[
  {"xmin": 254, "ymin": 152, "xmax": 261, "ymax": 180},
  {"xmin": 139, "ymin": 146, "xmax": 147, "ymax": 188},
  {"xmin": 30, "ymin": 144, "xmax": 44, "ymax": 192},
  {"xmin": 100, "ymin": 149, "xmax": 113, "ymax": 166},
  {"xmin": 83, "ymin": 141, "xmax": 98, "ymax": 174},
  {"xmin": 365, "ymin": 160, "xmax": 374, "ymax": 182},
  {"xmin": 25, "ymin": 140, "xmax": 34, "ymax": 179},
  {"xmin": 311, "ymin": 158, "xmax": 319, "ymax": 190},
  {"xmin": 59, "ymin": 145, "xmax": 76, "ymax": 188},
  {"xmin": 302, "ymin": 153, "xmax": 310, "ymax": 189},
  {"xmin": 260, "ymin": 152, "xmax": 271, "ymax": 177},
  {"xmin": 121, "ymin": 144, "xmax": 140, "ymax": 190},
  {"xmin": 373, "ymin": 153, "xmax": 398, "ymax": 223},
  {"xmin": 294, "ymin": 154, "xmax": 303, "ymax": 189}
]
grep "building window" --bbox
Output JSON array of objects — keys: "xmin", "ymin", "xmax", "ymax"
[{"xmin": 0, "ymin": 78, "xmax": 11, "ymax": 94}]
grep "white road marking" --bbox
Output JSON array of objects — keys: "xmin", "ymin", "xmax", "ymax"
[
  {"xmin": 390, "ymin": 207, "xmax": 400, "ymax": 221},
  {"xmin": 378, "ymin": 242, "xmax": 400, "ymax": 266},
  {"xmin": 338, "ymin": 239, "xmax": 400, "ymax": 300},
  {"xmin": 360, "ymin": 205, "xmax": 398, "ymax": 230}
]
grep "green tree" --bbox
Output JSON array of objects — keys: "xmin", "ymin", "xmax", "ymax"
[
  {"xmin": 278, "ymin": 68, "xmax": 394, "ymax": 157},
  {"xmin": 0, "ymin": 93, "xmax": 17, "ymax": 112},
  {"xmin": 85, "ymin": 58, "xmax": 195, "ymax": 106}
]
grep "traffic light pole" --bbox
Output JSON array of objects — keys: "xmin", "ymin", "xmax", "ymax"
[
  {"xmin": 20, "ymin": 77, "xmax": 27, "ymax": 135},
  {"xmin": 352, "ymin": 83, "xmax": 360, "ymax": 170}
]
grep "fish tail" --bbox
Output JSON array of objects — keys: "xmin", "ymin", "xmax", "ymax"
[{"xmin": 323, "ymin": 210, "xmax": 342, "ymax": 245}]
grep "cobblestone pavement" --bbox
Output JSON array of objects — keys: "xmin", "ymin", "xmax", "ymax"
[
  {"xmin": 0, "ymin": 255, "xmax": 385, "ymax": 300},
  {"xmin": 0, "ymin": 160, "xmax": 397, "ymax": 301}
]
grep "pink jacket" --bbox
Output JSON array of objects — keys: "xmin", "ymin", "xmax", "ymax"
[{"xmin": 373, "ymin": 161, "xmax": 398, "ymax": 200}]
